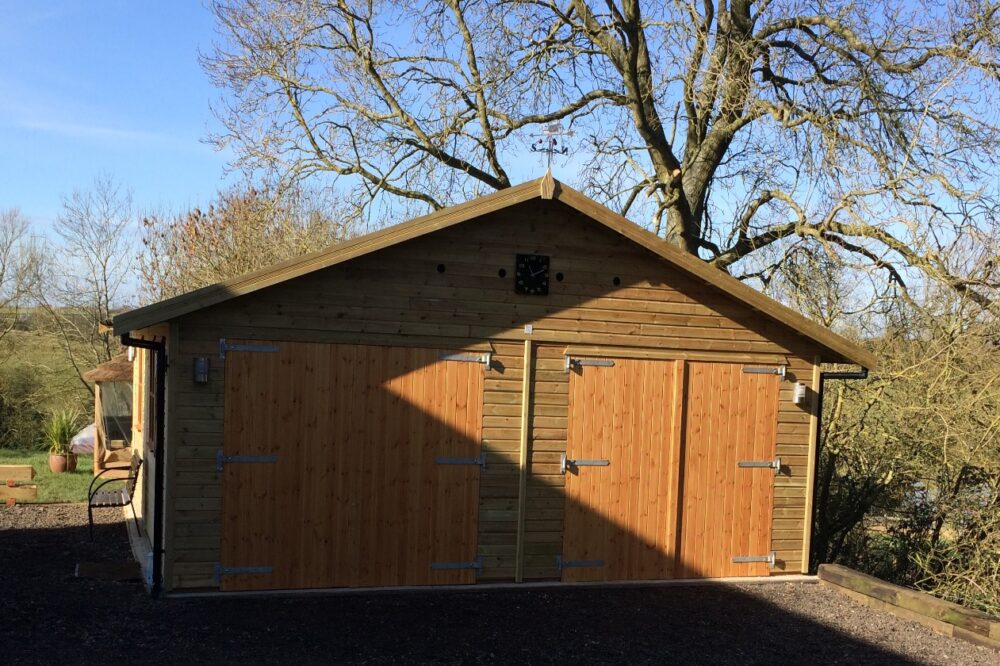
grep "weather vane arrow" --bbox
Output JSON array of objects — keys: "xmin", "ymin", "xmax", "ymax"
[{"xmin": 530, "ymin": 122, "xmax": 575, "ymax": 172}]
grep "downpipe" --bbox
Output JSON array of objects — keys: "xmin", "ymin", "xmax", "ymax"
[
  {"xmin": 808, "ymin": 366, "xmax": 869, "ymax": 573},
  {"xmin": 120, "ymin": 333, "xmax": 167, "ymax": 598}
]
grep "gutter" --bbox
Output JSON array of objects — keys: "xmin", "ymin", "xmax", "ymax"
[
  {"xmin": 808, "ymin": 366, "xmax": 870, "ymax": 572},
  {"xmin": 120, "ymin": 332, "xmax": 167, "ymax": 598}
]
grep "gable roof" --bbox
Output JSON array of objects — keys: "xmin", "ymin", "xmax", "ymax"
[{"xmin": 114, "ymin": 174, "xmax": 875, "ymax": 369}]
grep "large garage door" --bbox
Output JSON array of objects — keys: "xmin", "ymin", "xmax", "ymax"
[
  {"xmin": 676, "ymin": 362, "xmax": 780, "ymax": 578},
  {"xmin": 561, "ymin": 357, "xmax": 682, "ymax": 582},
  {"xmin": 220, "ymin": 341, "xmax": 485, "ymax": 591}
]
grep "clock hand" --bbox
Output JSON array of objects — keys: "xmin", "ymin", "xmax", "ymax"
[{"xmin": 530, "ymin": 266, "xmax": 546, "ymax": 277}]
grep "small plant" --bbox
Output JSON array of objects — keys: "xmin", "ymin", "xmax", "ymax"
[{"xmin": 43, "ymin": 409, "xmax": 81, "ymax": 455}]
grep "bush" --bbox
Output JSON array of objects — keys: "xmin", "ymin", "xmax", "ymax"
[
  {"xmin": 813, "ymin": 296, "xmax": 1000, "ymax": 615},
  {"xmin": 0, "ymin": 365, "xmax": 47, "ymax": 450}
]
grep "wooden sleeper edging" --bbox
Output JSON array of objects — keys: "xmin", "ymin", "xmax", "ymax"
[{"xmin": 818, "ymin": 563, "xmax": 1000, "ymax": 651}]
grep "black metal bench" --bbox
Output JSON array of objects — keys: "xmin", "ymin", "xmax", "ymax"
[{"xmin": 88, "ymin": 452, "xmax": 142, "ymax": 540}]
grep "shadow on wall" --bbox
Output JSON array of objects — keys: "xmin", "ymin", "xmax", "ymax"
[{"xmin": 1, "ymin": 516, "xmax": 924, "ymax": 664}]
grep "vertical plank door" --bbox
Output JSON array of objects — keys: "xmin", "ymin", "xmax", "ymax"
[
  {"xmin": 561, "ymin": 358, "xmax": 682, "ymax": 582},
  {"xmin": 221, "ymin": 341, "xmax": 484, "ymax": 591},
  {"xmin": 676, "ymin": 362, "xmax": 781, "ymax": 578}
]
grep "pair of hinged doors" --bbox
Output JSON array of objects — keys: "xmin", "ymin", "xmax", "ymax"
[
  {"xmin": 560, "ymin": 357, "xmax": 781, "ymax": 581},
  {"xmin": 218, "ymin": 340, "xmax": 486, "ymax": 591}
]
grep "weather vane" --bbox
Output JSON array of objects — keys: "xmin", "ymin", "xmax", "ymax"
[{"xmin": 531, "ymin": 122, "xmax": 574, "ymax": 171}]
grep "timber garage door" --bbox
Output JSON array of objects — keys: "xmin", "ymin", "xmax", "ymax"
[
  {"xmin": 561, "ymin": 357, "xmax": 683, "ymax": 582},
  {"xmin": 219, "ymin": 341, "xmax": 485, "ymax": 591},
  {"xmin": 561, "ymin": 357, "xmax": 781, "ymax": 582},
  {"xmin": 676, "ymin": 362, "xmax": 781, "ymax": 578}
]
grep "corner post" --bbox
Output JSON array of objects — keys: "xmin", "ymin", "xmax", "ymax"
[{"xmin": 514, "ymin": 340, "xmax": 533, "ymax": 582}]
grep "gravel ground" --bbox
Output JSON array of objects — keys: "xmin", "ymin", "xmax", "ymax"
[{"xmin": 2, "ymin": 504, "xmax": 996, "ymax": 665}]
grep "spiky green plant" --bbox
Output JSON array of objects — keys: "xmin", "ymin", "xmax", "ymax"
[{"xmin": 42, "ymin": 409, "xmax": 81, "ymax": 455}]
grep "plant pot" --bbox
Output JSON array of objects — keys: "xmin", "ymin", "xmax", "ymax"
[{"xmin": 48, "ymin": 453, "xmax": 68, "ymax": 474}]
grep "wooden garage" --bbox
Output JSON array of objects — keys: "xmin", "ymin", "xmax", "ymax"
[{"xmin": 113, "ymin": 174, "xmax": 875, "ymax": 594}]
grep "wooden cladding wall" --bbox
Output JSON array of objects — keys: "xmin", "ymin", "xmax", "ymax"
[{"xmin": 163, "ymin": 199, "xmax": 821, "ymax": 589}]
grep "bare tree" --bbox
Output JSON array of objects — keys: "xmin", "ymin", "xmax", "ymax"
[
  {"xmin": 205, "ymin": 0, "xmax": 1000, "ymax": 310},
  {"xmin": 812, "ymin": 290, "xmax": 1000, "ymax": 613},
  {"xmin": 37, "ymin": 177, "xmax": 137, "ymax": 390},
  {"xmin": 140, "ymin": 185, "xmax": 353, "ymax": 300},
  {"xmin": 0, "ymin": 209, "xmax": 41, "ymax": 353}
]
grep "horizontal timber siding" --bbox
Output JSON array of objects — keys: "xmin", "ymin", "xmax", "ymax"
[{"xmin": 163, "ymin": 199, "xmax": 822, "ymax": 589}]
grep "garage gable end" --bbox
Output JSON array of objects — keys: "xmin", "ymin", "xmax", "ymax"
[{"xmin": 114, "ymin": 174, "xmax": 874, "ymax": 368}]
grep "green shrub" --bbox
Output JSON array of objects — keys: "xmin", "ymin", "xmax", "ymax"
[
  {"xmin": 0, "ymin": 365, "xmax": 46, "ymax": 450},
  {"xmin": 42, "ymin": 409, "xmax": 81, "ymax": 455}
]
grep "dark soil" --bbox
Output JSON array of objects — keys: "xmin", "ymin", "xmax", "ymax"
[{"xmin": 2, "ymin": 504, "xmax": 996, "ymax": 665}]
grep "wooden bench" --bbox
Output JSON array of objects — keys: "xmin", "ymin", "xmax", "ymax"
[{"xmin": 87, "ymin": 453, "xmax": 142, "ymax": 539}]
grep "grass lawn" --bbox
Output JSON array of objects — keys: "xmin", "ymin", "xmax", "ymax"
[{"xmin": 0, "ymin": 449, "xmax": 95, "ymax": 503}]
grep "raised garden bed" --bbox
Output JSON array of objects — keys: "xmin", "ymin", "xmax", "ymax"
[{"xmin": 819, "ymin": 563, "xmax": 1000, "ymax": 651}]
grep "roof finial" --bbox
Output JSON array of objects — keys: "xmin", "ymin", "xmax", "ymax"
[{"xmin": 540, "ymin": 169, "xmax": 556, "ymax": 199}]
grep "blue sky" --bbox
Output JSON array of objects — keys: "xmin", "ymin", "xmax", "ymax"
[{"xmin": 0, "ymin": 1, "xmax": 230, "ymax": 228}]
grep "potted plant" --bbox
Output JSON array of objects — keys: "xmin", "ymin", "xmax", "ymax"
[{"xmin": 44, "ymin": 409, "xmax": 81, "ymax": 474}]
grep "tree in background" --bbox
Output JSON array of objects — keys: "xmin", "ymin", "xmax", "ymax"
[
  {"xmin": 811, "ymin": 291, "xmax": 1000, "ymax": 614},
  {"xmin": 205, "ymin": 0, "xmax": 999, "ymax": 312},
  {"xmin": 0, "ymin": 209, "xmax": 40, "ymax": 349},
  {"xmin": 0, "ymin": 208, "xmax": 46, "ymax": 448},
  {"xmin": 140, "ymin": 186, "xmax": 353, "ymax": 300},
  {"xmin": 35, "ymin": 176, "xmax": 137, "ymax": 392}
]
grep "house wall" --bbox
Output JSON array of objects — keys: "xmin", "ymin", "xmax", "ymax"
[
  {"xmin": 127, "ymin": 325, "xmax": 169, "ymax": 547},
  {"xmin": 130, "ymin": 347, "xmax": 146, "ymax": 531},
  {"xmin": 162, "ymin": 199, "xmax": 822, "ymax": 590},
  {"xmin": 93, "ymin": 387, "xmax": 104, "ymax": 475}
]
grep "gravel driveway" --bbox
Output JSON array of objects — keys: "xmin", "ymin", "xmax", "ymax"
[{"xmin": 1, "ymin": 504, "xmax": 995, "ymax": 665}]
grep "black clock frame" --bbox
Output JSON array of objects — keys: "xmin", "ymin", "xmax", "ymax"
[{"xmin": 514, "ymin": 253, "xmax": 550, "ymax": 295}]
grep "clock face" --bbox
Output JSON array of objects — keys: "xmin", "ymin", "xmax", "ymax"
[{"xmin": 515, "ymin": 254, "xmax": 550, "ymax": 295}]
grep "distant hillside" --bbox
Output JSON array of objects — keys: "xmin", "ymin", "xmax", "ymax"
[{"xmin": 0, "ymin": 325, "xmax": 93, "ymax": 449}]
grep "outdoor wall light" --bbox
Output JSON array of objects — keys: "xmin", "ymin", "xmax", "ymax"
[
  {"xmin": 193, "ymin": 357, "xmax": 210, "ymax": 385},
  {"xmin": 792, "ymin": 382, "xmax": 807, "ymax": 404}
]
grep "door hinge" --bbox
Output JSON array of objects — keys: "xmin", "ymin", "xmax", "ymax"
[
  {"xmin": 564, "ymin": 356, "xmax": 615, "ymax": 373},
  {"xmin": 216, "ymin": 450, "xmax": 278, "ymax": 472},
  {"xmin": 219, "ymin": 338, "xmax": 279, "ymax": 360},
  {"xmin": 431, "ymin": 558, "xmax": 482, "ymax": 574},
  {"xmin": 742, "ymin": 365, "xmax": 786, "ymax": 378},
  {"xmin": 440, "ymin": 351, "xmax": 492, "ymax": 371},
  {"xmin": 737, "ymin": 457, "xmax": 782, "ymax": 475},
  {"xmin": 732, "ymin": 551, "xmax": 776, "ymax": 569},
  {"xmin": 213, "ymin": 563, "xmax": 273, "ymax": 585},
  {"xmin": 555, "ymin": 556, "xmax": 605, "ymax": 574},
  {"xmin": 435, "ymin": 454, "xmax": 487, "ymax": 470},
  {"xmin": 559, "ymin": 453, "xmax": 610, "ymax": 475}
]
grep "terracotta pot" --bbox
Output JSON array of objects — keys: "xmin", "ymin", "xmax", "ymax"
[
  {"xmin": 66, "ymin": 453, "xmax": 78, "ymax": 472},
  {"xmin": 48, "ymin": 453, "xmax": 68, "ymax": 474}
]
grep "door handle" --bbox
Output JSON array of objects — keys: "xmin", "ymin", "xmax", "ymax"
[{"xmin": 560, "ymin": 453, "xmax": 610, "ymax": 475}]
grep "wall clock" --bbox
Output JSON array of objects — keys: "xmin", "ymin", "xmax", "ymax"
[{"xmin": 515, "ymin": 254, "xmax": 550, "ymax": 295}]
